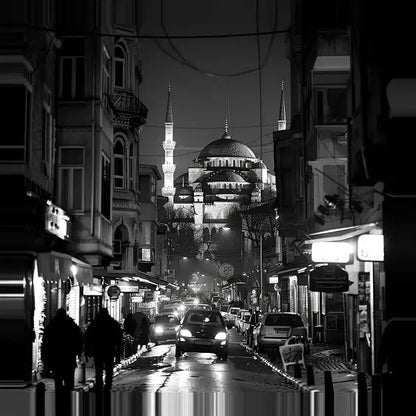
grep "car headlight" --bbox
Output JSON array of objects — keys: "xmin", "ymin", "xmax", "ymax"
[
  {"xmin": 214, "ymin": 332, "xmax": 227, "ymax": 340},
  {"xmin": 154, "ymin": 325, "xmax": 163, "ymax": 334},
  {"xmin": 179, "ymin": 329, "xmax": 192, "ymax": 337}
]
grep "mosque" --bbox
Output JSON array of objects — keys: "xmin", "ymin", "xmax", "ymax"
[{"xmin": 161, "ymin": 83, "xmax": 285, "ymax": 277}]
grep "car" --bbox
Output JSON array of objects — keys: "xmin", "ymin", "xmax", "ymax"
[
  {"xmin": 224, "ymin": 306, "xmax": 241, "ymax": 328},
  {"xmin": 175, "ymin": 309, "xmax": 229, "ymax": 360},
  {"xmin": 150, "ymin": 313, "xmax": 181, "ymax": 344},
  {"xmin": 252, "ymin": 312, "xmax": 310, "ymax": 354},
  {"xmin": 161, "ymin": 303, "xmax": 181, "ymax": 317},
  {"xmin": 187, "ymin": 303, "xmax": 212, "ymax": 311},
  {"xmin": 235, "ymin": 309, "xmax": 251, "ymax": 334},
  {"xmin": 219, "ymin": 304, "xmax": 230, "ymax": 318}
]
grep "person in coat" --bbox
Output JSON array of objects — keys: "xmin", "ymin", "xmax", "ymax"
[
  {"xmin": 85, "ymin": 308, "xmax": 123, "ymax": 391},
  {"xmin": 137, "ymin": 315, "xmax": 151, "ymax": 352},
  {"xmin": 123, "ymin": 312, "xmax": 138, "ymax": 356},
  {"xmin": 41, "ymin": 308, "xmax": 83, "ymax": 391}
]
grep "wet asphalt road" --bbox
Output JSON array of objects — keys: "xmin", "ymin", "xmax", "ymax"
[{"xmin": 112, "ymin": 328, "xmax": 296, "ymax": 393}]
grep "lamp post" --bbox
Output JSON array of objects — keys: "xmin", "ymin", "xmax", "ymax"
[{"xmin": 259, "ymin": 233, "xmax": 263, "ymax": 312}]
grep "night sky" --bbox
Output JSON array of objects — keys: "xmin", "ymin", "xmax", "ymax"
[{"xmin": 138, "ymin": 0, "xmax": 291, "ymax": 185}]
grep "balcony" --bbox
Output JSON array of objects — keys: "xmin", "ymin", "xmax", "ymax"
[{"xmin": 109, "ymin": 92, "xmax": 148, "ymax": 129}]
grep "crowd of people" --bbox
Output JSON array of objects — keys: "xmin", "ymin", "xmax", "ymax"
[{"xmin": 41, "ymin": 307, "xmax": 151, "ymax": 393}]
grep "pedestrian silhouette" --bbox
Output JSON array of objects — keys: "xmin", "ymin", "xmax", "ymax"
[
  {"xmin": 85, "ymin": 308, "xmax": 123, "ymax": 391},
  {"xmin": 137, "ymin": 315, "xmax": 151, "ymax": 352},
  {"xmin": 41, "ymin": 308, "xmax": 83, "ymax": 391},
  {"xmin": 123, "ymin": 312, "xmax": 138, "ymax": 356}
]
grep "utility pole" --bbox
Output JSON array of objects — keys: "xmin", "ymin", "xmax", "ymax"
[{"xmin": 259, "ymin": 233, "xmax": 263, "ymax": 312}]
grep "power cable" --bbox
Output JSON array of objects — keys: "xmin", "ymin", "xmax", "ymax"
[{"xmin": 156, "ymin": 0, "xmax": 281, "ymax": 78}]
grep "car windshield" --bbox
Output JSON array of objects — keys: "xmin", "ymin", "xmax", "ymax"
[
  {"xmin": 264, "ymin": 314, "xmax": 304, "ymax": 327},
  {"xmin": 243, "ymin": 315, "xmax": 250, "ymax": 322},
  {"xmin": 185, "ymin": 312, "xmax": 222, "ymax": 326},
  {"xmin": 230, "ymin": 308, "xmax": 239, "ymax": 315},
  {"xmin": 155, "ymin": 315, "xmax": 180, "ymax": 324},
  {"xmin": 220, "ymin": 306, "xmax": 229, "ymax": 312}
]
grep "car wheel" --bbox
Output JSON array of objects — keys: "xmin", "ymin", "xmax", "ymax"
[{"xmin": 175, "ymin": 346, "xmax": 181, "ymax": 358}]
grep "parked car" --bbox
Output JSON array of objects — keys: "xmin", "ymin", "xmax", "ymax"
[
  {"xmin": 235, "ymin": 309, "xmax": 251, "ymax": 334},
  {"xmin": 175, "ymin": 309, "xmax": 229, "ymax": 360},
  {"xmin": 150, "ymin": 313, "xmax": 181, "ymax": 344},
  {"xmin": 224, "ymin": 306, "xmax": 241, "ymax": 328},
  {"xmin": 252, "ymin": 312, "xmax": 310, "ymax": 354},
  {"xmin": 219, "ymin": 304, "xmax": 230, "ymax": 318}
]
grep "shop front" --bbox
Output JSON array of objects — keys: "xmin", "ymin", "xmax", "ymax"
[{"xmin": 305, "ymin": 223, "xmax": 384, "ymax": 375}]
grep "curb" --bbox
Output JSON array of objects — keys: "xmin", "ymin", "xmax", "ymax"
[{"xmin": 241, "ymin": 342, "xmax": 313, "ymax": 391}]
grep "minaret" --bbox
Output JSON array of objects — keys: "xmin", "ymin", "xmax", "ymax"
[
  {"xmin": 161, "ymin": 83, "xmax": 176, "ymax": 203},
  {"xmin": 277, "ymin": 80, "xmax": 287, "ymax": 131}
]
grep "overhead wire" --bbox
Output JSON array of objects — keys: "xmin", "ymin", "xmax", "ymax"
[{"xmin": 156, "ymin": 0, "xmax": 281, "ymax": 78}]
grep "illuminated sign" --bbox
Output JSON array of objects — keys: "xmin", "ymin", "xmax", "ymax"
[
  {"xmin": 139, "ymin": 248, "xmax": 152, "ymax": 262},
  {"xmin": 219, "ymin": 263, "xmax": 234, "ymax": 279},
  {"xmin": 131, "ymin": 296, "xmax": 143, "ymax": 303},
  {"xmin": 311, "ymin": 242, "xmax": 352, "ymax": 264},
  {"xmin": 45, "ymin": 202, "xmax": 70, "ymax": 240},
  {"xmin": 107, "ymin": 285, "xmax": 121, "ymax": 300},
  {"xmin": 357, "ymin": 234, "xmax": 384, "ymax": 262},
  {"xmin": 269, "ymin": 276, "xmax": 279, "ymax": 284},
  {"xmin": 83, "ymin": 285, "xmax": 103, "ymax": 296}
]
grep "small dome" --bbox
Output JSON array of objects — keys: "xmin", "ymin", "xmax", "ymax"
[
  {"xmin": 176, "ymin": 186, "xmax": 193, "ymax": 195},
  {"xmin": 207, "ymin": 171, "xmax": 247, "ymax": 183}
]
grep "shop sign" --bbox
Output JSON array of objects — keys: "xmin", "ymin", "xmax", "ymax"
[
  {"xmin": 83, "ymin": 285, "xmax": 103, "ymax": 296},
  {"xmin": 218, "ymin": 263, "xmax": 234, "ymax": 279},
  {"xmin": 269, "ymin": 276, "xmax": 279, "ymax": 284},
  {"xmin": 357, "ymin": 234, "xmax": 384, "ymax": 262},
  {"xmin": 45, "ymin": 202, "xmax": 70, "ymax": 240},
  {"xmin": 131, "ymin": 296, "xmax": 143, "ymax": 303},
  {"xmin": 309, "ymin": 265, "xmax": 351, "ymax": 292},
  {"xmin": 119, "ymin": 285, "xmax": 140, "ymax": 293},
  {"xmin": 107, "ymin": 285, "xmax": 121, "ymax": 300},
  {"xmin": 311, "ymin": 242, "xmax": 352, "ymax": 264}
]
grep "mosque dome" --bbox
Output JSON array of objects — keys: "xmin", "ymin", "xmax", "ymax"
[
  {"xmin": 207, "ymin": 171, "xmax": 247, "ymax": 183},
  {"xmin": 198, "ymin": 131, "xmax": 256, "ymax": 159}
]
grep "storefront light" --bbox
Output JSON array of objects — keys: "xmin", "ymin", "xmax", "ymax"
[
  {"xmin": 357, "ymin": 234, "xmax": 384, "ymax": 261},
  {"xmin": 311, "ymin": 241, "xmax": 353, "ymax": 263},
  {"xmin": 70, "ymin": 264, "xmax": 78, "ymax": 276}
]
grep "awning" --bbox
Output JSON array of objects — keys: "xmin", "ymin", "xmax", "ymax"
[
  {"xmin": 92, "ymin": 269, "xmax": 158, "ymax": 289},
  {"xmin": 37, "ymin": 252, "xmax": 95, "ymax": 285},
  {"xmin": 37, "ymin": 251, "xmax": 72, "ymax": 282},
  {"xmin": 71, "ymin": 256, "xmax": 95, "ymax": 285},
  {"xmin": 303, "ymin": 222, "xmax": 381, "ymax": 245},
  {"xmin": 275, "ymin": 264, "xmax": 309, "ymax": 277}
]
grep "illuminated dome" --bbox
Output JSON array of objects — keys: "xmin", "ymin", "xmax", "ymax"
[{"xmin": 198, "ymin": 131, "xmax": 256, "ymax": 159}]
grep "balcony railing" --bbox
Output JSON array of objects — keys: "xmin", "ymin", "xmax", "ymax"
[{"xmin": 109, "ymin": 92, "xmax": 148, "ymax": 128}]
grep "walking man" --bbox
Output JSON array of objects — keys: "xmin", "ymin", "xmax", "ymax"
[
  {"xmin": 41, "ymin": 308, "xmax": 83, "ymax": 391},
  {"xmin": 85, "ymin": 308, "xmax": 123, "ymax": 391}
]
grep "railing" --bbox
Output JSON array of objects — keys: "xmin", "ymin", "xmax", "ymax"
[{"xmin": 109, "ymin": 92, "xmax": 148, "ymax": 127}]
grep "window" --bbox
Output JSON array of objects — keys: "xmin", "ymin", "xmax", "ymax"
[
  {"xmin": 42, "ymin": 88, "xmax": 54, "ymax": 177},
  {"xmin": 129, "ymin": 144, "xmax": 134, "ymax": 189},
  {"xmin": 314, "ymin": 87, "xmax": 347, "ymax": 124},
  {"xmin": 139, "ymin": 175, "xmax": 151, "ymax": 203},
  {"xmin": 60, "ymin": 38, "xmax": 85, "ymax": 100},
  {"xmin": 323, "ymin": 164, "xmax": 346, "ymax": 195},
  {"xmin": 101, "ymin": 153, "xmax": 111, "ymax": 219},
  {"xmin": 102, "ymin": 46, "xmax": 111, "ymax": 111},
  {"xmin": 114, "ymin": 140, "xmax": 125, "ymax": 189},
  {"xmin": 0, "ymin": 85, "xmax": 31, "ymax": 162},
  {"xmin": 59, "ymin": 147, "xmax": 84, "ymax": 211},
  {"xmin": 114, "ymin": 44, "xmax": 126, "ymax": 89}
]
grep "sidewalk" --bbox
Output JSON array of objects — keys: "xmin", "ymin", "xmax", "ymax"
[
  {"xmin": 243, "ymin": 340, "xmax": 364, "ymax": 392},
  {"xmin": 34, "ymin": 343, "xmax": 156, "ymax": 392}
]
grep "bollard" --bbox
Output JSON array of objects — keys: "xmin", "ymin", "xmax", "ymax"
[
  {"xmin": 36, "ymin": 382, "xmax": 45, "ymax": 416},
  {"xmin": 324, "ymin": 371, "xmax": 334, "ymax": 416},
  {"xmin": 357, "ymin": 372, "xmax": 368, "ymax": 416},
  {"xmin": 371, "ymin": 374, "xmax": 382, "ymax": 416},
  {"xmin": 80, "ymin": 362, "xmax": 86, "ymax": 384},
  {"xmin": 306, "ymin": 365, "xmax": 315, "ymax": 385}
]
